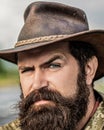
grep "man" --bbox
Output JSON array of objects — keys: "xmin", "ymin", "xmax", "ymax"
[{"xmin": 0, "ymin": 1, "xmax": 104, "ymax": 130}]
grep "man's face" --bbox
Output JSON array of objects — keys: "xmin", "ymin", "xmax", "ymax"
[
  {"xmin": 18, "ymin": 42, "xmax": 79, "ymax": 98},
  {"xmin": 17, "ymin": 42, "xmax": 89, "ymax": 130}
]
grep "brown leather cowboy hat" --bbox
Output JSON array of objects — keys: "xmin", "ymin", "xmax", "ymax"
[{"xmin": 0, "ymin": 1, "xmax": 104, "ymax": 80}]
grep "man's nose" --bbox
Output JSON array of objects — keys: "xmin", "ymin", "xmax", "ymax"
[{"xmin": 32, "ymin": 69, "xmax": 48, "ymax": 89}]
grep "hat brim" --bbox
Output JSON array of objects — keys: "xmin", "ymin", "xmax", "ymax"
[{"xmin": 0, "ymin": 30, "xmax": 104, "ymax": 80}]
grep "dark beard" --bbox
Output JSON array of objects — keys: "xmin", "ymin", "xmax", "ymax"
[{"xmin": 18, "ymin": 71, "xmax": 89, "ymax": 130}]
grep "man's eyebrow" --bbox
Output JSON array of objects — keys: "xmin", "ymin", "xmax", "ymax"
[
  {"xmin": 18, "ymin": 66, "xmax": 34, "ymax": 71},
  {"xmin": 40, "ymin": 55, "xmax": 64, "ymax": 67}
]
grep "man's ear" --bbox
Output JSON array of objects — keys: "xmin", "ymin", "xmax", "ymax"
[{"xmin": 85, "ymin": 56, "xmax": 98, "ymax": 85}]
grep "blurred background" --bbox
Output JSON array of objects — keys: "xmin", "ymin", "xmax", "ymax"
[{"xmin": 0, "ymin": 0, "xmax": 104, "ymax": 125}]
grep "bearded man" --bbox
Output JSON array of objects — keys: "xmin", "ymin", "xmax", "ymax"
[{"xmin": 0, "ymin": 1, "xmax": 104, "ymax": 130}]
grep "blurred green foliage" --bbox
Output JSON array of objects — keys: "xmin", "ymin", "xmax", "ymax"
[
  {"xmin": 0, "ymin": 60, "xmax": 6, "ymax": 73},
  {"xmin": 0, "ymin": 60, "xmax": 19, "ymax": 87}
]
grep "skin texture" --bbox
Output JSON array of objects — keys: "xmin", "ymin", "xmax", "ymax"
[
  {"xmin": 17, "ymin": 42, "xmax": 98, "ymax": 130},
  {"xmin": 18, "ymin": 42, "xmax": 79, "ymax": 98}
]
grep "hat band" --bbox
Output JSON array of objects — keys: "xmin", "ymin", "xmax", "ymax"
[{"xmin": 15, "ymin": 35, "xmax": 69, "ymax": 47}]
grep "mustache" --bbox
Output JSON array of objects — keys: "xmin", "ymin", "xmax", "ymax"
[{"xmin": 19, "ymin": 87, "xmax": 74, "ymax": 112}]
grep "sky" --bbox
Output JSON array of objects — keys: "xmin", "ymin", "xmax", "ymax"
[{"xmin": 0, "ymin": 0, "xmax": 104, "ymax": 50}]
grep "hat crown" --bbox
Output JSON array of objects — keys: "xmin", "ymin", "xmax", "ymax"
[{"xmin": 18, "ymin": 1, "xmax": 89, "ymax": 41}]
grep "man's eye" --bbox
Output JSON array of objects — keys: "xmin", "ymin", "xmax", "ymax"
[
  {"xmin": 21, "ymin": 69, "xmax": 29, "ymax": 73},
  {"xmin": 21, "ymin": 67, "xmax": 34, "ymax": 73},
  {"xmin": 48, "ymin": 63, "xmax": 61, "ymax": 69}
]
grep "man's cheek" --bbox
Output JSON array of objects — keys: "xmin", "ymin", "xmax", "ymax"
[{"xmin": 20, "ymin": 82, "xmax": 30, "ymax": 98}]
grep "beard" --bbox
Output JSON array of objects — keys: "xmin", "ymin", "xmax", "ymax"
[{"xmin": 18, "ymin": 71, "xmax": 90, "ymax": 130}]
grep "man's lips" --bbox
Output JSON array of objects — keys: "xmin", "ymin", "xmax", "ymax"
[{"xmin": 34, "ymin": 100, "xmax": 55, "ymax": 107}]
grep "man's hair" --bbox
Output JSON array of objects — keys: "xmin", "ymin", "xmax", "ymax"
[{"xmin": 69, "ymin": 41, "xmax": 97, "ymax": 80}]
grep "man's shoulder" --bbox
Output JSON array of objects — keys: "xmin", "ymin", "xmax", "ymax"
[
  {"xmin": 0, "ymin": 119, "xmax": 21, "ymax": 130},
  {"xmin": 85, "ymin": 101, "xmax": 104, "ymax": 130},
  {"xmin": 84, "ymin": 91, "xmax": 104, "ymax": 130}
]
